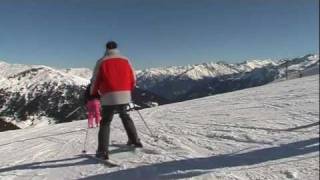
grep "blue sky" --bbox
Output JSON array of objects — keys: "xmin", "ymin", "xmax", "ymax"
[{"xmin": 0, "ymin": 0, "xmax": 318, "ymax": 70}]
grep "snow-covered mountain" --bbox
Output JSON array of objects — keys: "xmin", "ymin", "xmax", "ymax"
[
  {"xmin": 0, "ymin": 62, "xmax": 168, "ymax": 128},
  {"xmin": 277, "ymin": 54, "xmax": 319, "ymax": 78},
  {"xmin": 61, "ymin": 68, "xmax": 93, "ymax": 80},
  {"xmin": 0, "ymin": 54, "xmax": 318, "ymax": 129},
  {"xmin": 0, "ymin": 75, "xmax": 318, "ymax": 179},
  {"xmin": 0, "ymin": 62, "xmax": 89, "ymax": 125},
  {"xmin": 136, "ymin": 58, "xmax": 277, "ymax": 82},
  {"xmin": 136, "ymin": 54, "xmax": 319, "ymax": 100}
]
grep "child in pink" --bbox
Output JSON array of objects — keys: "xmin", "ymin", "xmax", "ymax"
[
  {"xmin": 85, "ymin": 84, "xmax": 101, "ymax": 128},
  {"xmin": 86, "ymin": 99, "xmax": 101, "ymax": 128}
]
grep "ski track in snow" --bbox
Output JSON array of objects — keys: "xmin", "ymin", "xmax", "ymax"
[{"xmin": 0, "ymin": 75, "xmax": 319, "ymax": 180}]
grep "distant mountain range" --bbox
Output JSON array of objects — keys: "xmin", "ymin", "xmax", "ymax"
[
  {"xmin": 136, "ymin": 54, "xmax": 319, "ymax": 101},
  {"xmin": 0, "ymin": 54, "xmax": 318, "ymax": 128}
]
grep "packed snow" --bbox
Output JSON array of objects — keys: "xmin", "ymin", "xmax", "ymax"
[
  {"xmin": 0, "ymin": 75, "xmax": 318, "ymax": 179},
  {"xmin": 3, "ymin": 116, "xmax": 55, "ymax": 129}
]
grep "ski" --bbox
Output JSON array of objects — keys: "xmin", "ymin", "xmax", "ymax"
[{"xmin": 81, "ymin": 153, "xmax": 119, "ymax": 167}]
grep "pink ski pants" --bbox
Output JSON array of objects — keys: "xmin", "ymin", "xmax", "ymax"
[{"xmin": 86, "ymin": 99, "xmax": 101, "ymax": 128}]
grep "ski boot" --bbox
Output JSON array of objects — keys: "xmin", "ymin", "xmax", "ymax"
[
  {"xmin": 95, "ymin": 151, "xmax": 109, "ymax": 160},
  {"xmin": 127, "ymin": 139, "xmax": 143, "ymax": 148}
]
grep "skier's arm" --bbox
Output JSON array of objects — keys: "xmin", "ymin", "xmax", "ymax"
[
  {"xmin": 90, "ymin": 59, "xmax": 103, "ymax": 96},
  {"xmin": 91, "ymin": 68, "xmax": 102, "ymax": 96},
  {"xmin": 90, "ymin": 59, "xmax": 102, "ymax": 95},
  {"xmin": 84, "ymin": 85, "xmax": 90, "ymax": 104},
  {"xmin": 128, "ymin": 60, "xmax": 136, "ymax": 90}
]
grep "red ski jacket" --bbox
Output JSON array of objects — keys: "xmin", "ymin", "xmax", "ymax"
[{"xmin": 90, "ymin": 50, "xmax": 136, "ymax": 105}]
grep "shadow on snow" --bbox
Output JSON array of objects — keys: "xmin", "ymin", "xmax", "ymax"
[
  {"xmin": 80, "ymin": 137, "xmax": 319, "ymax": 179},
  {"xmin": 0, "ymin": 137, "xmax": 318, "ymax": 179},
  {"xmin": 0, "ymin": 129, "xmax": 86, "ymax": 147},
  {"xmin": 0, "ymin": 143, "xmax": 136, "ymax": 173},
  {"xmin": 210, "ymin": 121, "xmax": 320, "ymax": 133}
]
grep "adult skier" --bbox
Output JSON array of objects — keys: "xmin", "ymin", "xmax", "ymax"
[{"xmin": 90, "ymin": 41, "xmax": 142, "ymax": 160}]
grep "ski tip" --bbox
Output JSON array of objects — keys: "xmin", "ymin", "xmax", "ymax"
[
  {"xmin": 81, "ymin": 153, "xmax": 119, "ymax": 167},
  {"xmin": 104, "ymin": 160, "xmax": 119, "ymax": 167}
]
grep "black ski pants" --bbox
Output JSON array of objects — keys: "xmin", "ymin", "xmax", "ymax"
[{"xmin": 97, "ymin": 104, "xmax": 139, "ymax": 154}]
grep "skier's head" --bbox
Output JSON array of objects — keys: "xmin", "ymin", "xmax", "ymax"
[{"xmin": 106, "ymin": 41, "xmax": 117, "ymax": 50}]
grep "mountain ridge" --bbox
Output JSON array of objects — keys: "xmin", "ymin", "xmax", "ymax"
[{"xmin": 0, "ymin": 54, "xmax": 318, "ymax": 129}]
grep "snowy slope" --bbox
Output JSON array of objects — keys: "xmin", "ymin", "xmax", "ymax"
[
  {"xmin": 0, "ymin": 75, "xmax": 318, "ymax": 180},
  {"xmin": 61, "ymin": 68, "xmax": 93, "ymax": 80}
]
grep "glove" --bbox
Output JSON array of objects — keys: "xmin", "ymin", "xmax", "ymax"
[{"xmin": 128, "ymin": 102, "xmax": 135, "ymax": 109}]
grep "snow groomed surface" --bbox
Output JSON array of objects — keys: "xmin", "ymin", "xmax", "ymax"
[{"xmin": 0, "ymin": 75, "xmax": 319, "ymax": 180}]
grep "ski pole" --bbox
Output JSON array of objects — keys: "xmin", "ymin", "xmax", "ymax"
[
  {"xmin": 134, "ymin": 108, "xmax": 158, "ymax": 141},
  {"xmin": 65, "ymin": 106, "xmax": 81, "ymax": 119},
  {"xmin": 82, "ymin": 128, "xmax": 89, "ymax": 153}
]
